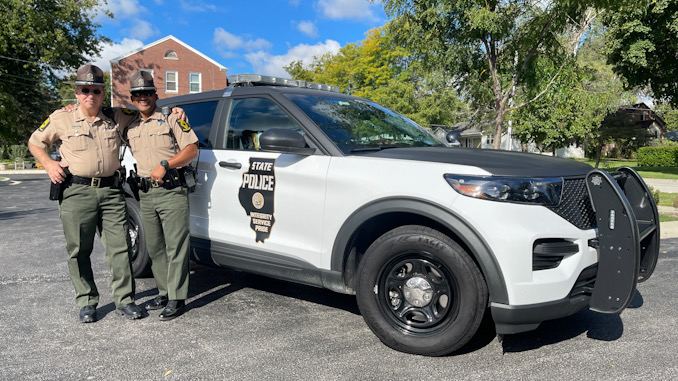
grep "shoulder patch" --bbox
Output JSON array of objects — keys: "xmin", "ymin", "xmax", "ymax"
[
  {"xmin": 122, "ymin": 108, "xmax": 138, "ymax": 115},
  {"xmin": 38, "ymin": 117, "xmax": 50, "ymax": 132},
  {"xmin": 178, "ymin": 119, "xmax": 192, "ymax": 132}
]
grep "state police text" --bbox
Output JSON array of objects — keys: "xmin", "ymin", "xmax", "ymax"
[{"xmin": 241, "ymin": 174, "xmax": 274, "ymax": 191}]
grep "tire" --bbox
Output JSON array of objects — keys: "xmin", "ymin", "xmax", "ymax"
[
  {"xmin": 125, "ymin": 198, "xmax": 151, "ymax": 278},
  {"xmin": 356, "ymin": 225, "xmax": 488, "ymax": 356}
]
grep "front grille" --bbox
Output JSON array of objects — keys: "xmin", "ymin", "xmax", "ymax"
[
  {"xmin": 569, "ymin": 263, "xmax": 597, "ymax": 297},
  {"xmin": 549, "ymin": 177, "xmax": 596, "ymax": 230}
]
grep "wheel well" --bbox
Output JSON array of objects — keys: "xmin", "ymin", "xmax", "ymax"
[{"xmin": 341, "ymin": 212, "xmax": 479, "ymax": 293}]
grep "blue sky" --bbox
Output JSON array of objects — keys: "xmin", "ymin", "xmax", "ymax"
[{"xmin": 91, "ymin": 0, "xmax": 388, "ymax": 78}]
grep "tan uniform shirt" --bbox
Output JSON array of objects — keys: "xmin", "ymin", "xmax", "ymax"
[
  {"xmin": 126, "ymin": 111, "xmax": 198, "ymax": 177},
  {"xmin": 29, "ymin": 108, "xmax": 137, "ymax": 178}
]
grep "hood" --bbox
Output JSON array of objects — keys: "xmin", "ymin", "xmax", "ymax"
[{"xmin": 363, "ymin": 147, "xmax": 592, "ymax": 177}]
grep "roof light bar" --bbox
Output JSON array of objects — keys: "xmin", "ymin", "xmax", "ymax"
[{"xmin": 228, "ymin": 73, "xmax": 340, "ymax": 93}]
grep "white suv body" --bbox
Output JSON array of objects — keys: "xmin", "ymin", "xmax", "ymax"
[{"xmin": 123, "ymin": 74, "xmax": 659, "ymax": 356}]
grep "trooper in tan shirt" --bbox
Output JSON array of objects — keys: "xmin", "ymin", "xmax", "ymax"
[
  {"xmin": 28, "ymin": 64, "xmax": 144, "ymax": 323},
  {"xmin": 125, "ymin": 70, "xmax": 198, "ymax": 320}
]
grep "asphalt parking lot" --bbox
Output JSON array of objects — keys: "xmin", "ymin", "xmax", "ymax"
[{"xmin": 1, "ymin": 172, "xmax": 677, "ymax": 380}]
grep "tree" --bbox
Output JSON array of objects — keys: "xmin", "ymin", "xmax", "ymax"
[
  {"xmin": 603, "ymin": 0, "xmax": 678, "ymax": 105},
  {"xmin": 512, "ymin": 20, "xmax": 633, "ymax": 162},
  {"xmin": 285, "ymin": 26, "xmax": 468, "ymax": 127},
  {"xmin": 379, "ymin": 0, "xmax": 616, "ymax": 149},
  {"xmin": 0, "ymin": 0, "xmax": 111, "ymax": 144}
]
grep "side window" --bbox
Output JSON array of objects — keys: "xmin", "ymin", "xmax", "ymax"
[
  {"xmin": 223, "ymin": 97, "xmax": 303, "ymax": 151},
  {"xmin": 176, "ymin": 101, "xmax": 219, "ymax": 148}
]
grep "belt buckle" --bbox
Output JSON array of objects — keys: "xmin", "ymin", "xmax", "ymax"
[
  {"xmin": 151, "ymin": 180, "xmax": 160, "ymax": 188},
  {"xmin": 90, "ymin": 177, "xmax": 101, "ymax": 188}
]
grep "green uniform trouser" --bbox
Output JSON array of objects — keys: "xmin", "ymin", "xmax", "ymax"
[
  {"xmin": 139, "ymin": 186, "xmax": 190, "ymax": 300},
  {"xmin": 59, "ymin": 184, "xmax": 135, "ymax": 308}
]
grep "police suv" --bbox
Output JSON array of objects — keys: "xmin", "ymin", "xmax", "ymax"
[{"xmin": 123, "ymin": 74, "xmax": 659, "ymax": 356}]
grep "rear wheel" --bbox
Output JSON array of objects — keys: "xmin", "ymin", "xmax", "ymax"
[
  {"xmin": 356, "ymin": 225, "xmax": 487, "ymax": 356},
  {"xmin": 126, "ymin": 198, "xmax": 151, "ymax": 278}
]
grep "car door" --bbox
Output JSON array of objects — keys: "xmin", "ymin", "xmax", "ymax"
[{"xmin": 206, "ymin": 95, "xmax": 330, "ymax": 270}]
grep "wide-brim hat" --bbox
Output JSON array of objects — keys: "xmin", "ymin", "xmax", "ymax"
[
  {"xmin": 129, "ymin": 70, "xmax": 157, "ymax": 92},
  {"xmin": 64, "ymin": 64, "xmax": 106, "ymax": 86}
]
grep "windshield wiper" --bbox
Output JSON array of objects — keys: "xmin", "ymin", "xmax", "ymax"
[{"xmin": 350, "ymin": 145, "xmax": 399, "ymax": 153}]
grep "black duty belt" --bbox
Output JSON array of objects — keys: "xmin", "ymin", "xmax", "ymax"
[
  {"xmin": 141, "ymin": 176, "xmax": 182, "ymax": 190},
  {"xmin": 69, "ymin": 175, "xmax": 117, "ymax": 188}
]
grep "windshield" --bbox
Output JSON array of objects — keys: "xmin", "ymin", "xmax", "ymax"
[{"xmin": 284, "ymin": 93, "xmax": 443, "ymax": 154}]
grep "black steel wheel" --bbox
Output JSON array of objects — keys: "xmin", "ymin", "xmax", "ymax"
[
  {"xmin": 126, "ymin": 198, "xmax": 151, "ymax": 278},
  {"xmin": 356, "ymin": 225, "xmax": 487, "ymax": 356}
]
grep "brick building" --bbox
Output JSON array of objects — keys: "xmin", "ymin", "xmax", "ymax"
[{"xmin": 109, "ymin": 35, "xmax": 227, "ymax": 107}]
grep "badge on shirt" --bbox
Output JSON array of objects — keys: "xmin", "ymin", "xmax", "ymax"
[
  {"xmin": 38, "ymin": 117, "xmax": 50, "ymax": 132},
  {"xmin": 157, "ymin": 119, "xmax": 164, "ymax": 125},
  {"xmin": 178, "ymin": 119, "xmax": 191, "ymax": 132}
]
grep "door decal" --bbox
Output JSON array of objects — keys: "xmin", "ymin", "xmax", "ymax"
[{"xmin": 239, "ymin": 157, "xmax": 276, "ymax": 242}]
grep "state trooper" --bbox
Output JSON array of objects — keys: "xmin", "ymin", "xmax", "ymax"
[
  {"xmin": 28, "ymin": 64, "xmax": 144, "ymax": 323},
  {"xmin": 125, "ymin": 70, "xmax": 198, "ymax": 320}
]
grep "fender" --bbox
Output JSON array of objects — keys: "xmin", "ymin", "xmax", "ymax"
[{"xmin": 329, "ymin": 197, "xmax": 509, "ymax": 304}]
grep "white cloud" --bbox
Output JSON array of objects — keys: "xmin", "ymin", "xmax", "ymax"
[
  {"xmin": 180, "ymin": 0, "xmax": 219, "ymax": 12},
  {"xmin": 213, "ymin": 28, "xmax": 273, "ymax": 57},
  {"xmin": 245, "ymin": 40, "xmax": 341, "ymax": 78},
  {"xmin": 317, "ymin": 0, "xmax": 379, "ymax": 21},
  {"xmin": 88, "ymin": 38, "xmax": 145, "ymax": 71},
  {"xmin": 128, "ymin": 20, "xmax": 158, "ymax": 40},
  {"xmin": 102, "ymin": 0, "xmax": 147, "ymax": 20},
  {"xmin": 214, "ymin": 28, "xmax": 244, "ymax": 50},
  {"xmin": 296, "ymin": 21, "xmax": 318, "ymax": 38}
]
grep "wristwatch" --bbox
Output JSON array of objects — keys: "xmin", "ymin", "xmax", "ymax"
[{"xmin": 160, "ymin": 160, "xmax": 170, "ymax": 170}]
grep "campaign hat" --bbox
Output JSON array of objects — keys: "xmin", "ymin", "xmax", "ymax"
[
  {"xmin": 129, "ymin": 70, "xmax": 157, "ymax": 92},
  {"xmin": 64, "ymin": 64, "xmax": 106, "ymax": 86}
]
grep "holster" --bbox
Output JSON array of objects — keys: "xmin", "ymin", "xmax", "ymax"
[
  {"xmin": 127, "ymin": 170, "xmax": 141, "ymax": 201},
  {"xmin": 49, "ymin": 167, "xmax": 71, "ymax": 201}
]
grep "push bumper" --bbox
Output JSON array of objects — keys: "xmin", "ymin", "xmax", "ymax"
[
  {"xmin": 586, "ymin": 167, "xmax": 659, "ymax": 312},
  {"xmin": 492, "ymin": 167, "xmax": 659, "ymax": 334}
]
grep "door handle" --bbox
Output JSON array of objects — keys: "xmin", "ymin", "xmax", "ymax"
[{"xmin": 219, "ymin": 161, "xmax": 242, "ymax": 169}]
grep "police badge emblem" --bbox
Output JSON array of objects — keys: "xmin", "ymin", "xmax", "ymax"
[
  {"xmin": 137, "ymin": 77, "xmax": 145, "ymax": 86},
  {"xmin": 86, "ymin": 73, "xmax": 94, "ymax": 82}
]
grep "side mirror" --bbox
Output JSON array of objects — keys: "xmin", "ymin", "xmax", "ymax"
[
  {"xmin": 446, "ymin": 131, "xmax": 461, "ymax": 147},
  {"xmin": 260, "ymin": 129, "xmax": 316, "ymax": 155}
]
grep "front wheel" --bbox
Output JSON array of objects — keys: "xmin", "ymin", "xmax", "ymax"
[{"xmin": 356, "ymin": 225, "xmax": 488, "ymax": 356}]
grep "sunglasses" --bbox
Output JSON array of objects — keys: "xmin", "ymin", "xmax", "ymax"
[
  {"xmin": 131, "ymin": 90, "xmax": 156, "ymax": 97},
  {"xmin": 79, "ymin": 88, "xmax": 102, "ymax": 95}
]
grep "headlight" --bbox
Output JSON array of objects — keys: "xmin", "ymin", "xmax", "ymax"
[{"xmin": 444, "ymin": 174, "xmax": 563, "ymax": 206}]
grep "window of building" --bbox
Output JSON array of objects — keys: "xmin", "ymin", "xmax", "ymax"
[
  {"xmin": 189, "ymin": 72, "xmax": 202, "ymax": 93},
  {"xmin": 164, "ymin": 50, "xmax": 178, "ymax": 60},
  {"xmin": 166, "ymin": 71, "xmax": 178, "ymax": 93}
]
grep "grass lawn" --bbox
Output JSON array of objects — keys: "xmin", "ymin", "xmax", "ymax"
[{"xmin": 575, "ymin": 159, "xmax": 678, "ymax": 180}]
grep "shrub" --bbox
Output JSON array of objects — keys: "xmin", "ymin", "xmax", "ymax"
[
  {"xmin": 9, "ymin": 144, "xmax": 29, "ymax": 161},
  {"xmin": 673, "ymin": 195, "xmax": 678, "ymax": 209},
  {"xmin": 637, "ymin": 146, "xmax": 678, "ymax": 166}
]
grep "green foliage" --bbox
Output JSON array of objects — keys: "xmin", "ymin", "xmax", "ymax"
[
  {"xmin": 380, "ymin": 0, "xmax": 616, "ymax": 148},
  {"xmin": 0, "ymin": 0, "xmax": 111, "ymax": 145},
  {"xmin": 637, "ymin": 146, "xmax": 678, "ymax": 166},
  {"xmin": 511, "ymin": 20, "xmax": 632, "ymax": 155},
  {"xmin": 9, "ymin": 144, "xmax": 29, "ymax": 161},
  {"xmin": 603, "ymin": 0, "xmax": 678, "ymax": 105},
  {"xmin": 284, "ymin": 26, "xmax": 469, "ymax": 127}
]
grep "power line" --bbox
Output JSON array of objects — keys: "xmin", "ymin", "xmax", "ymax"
[
  {"xmin": 0, "ymin": 72, "xmax": 42, "ymax": 82},
  {"xmin": 0, "ymin": 55, "xmax": 40, "ymax": 65}
]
